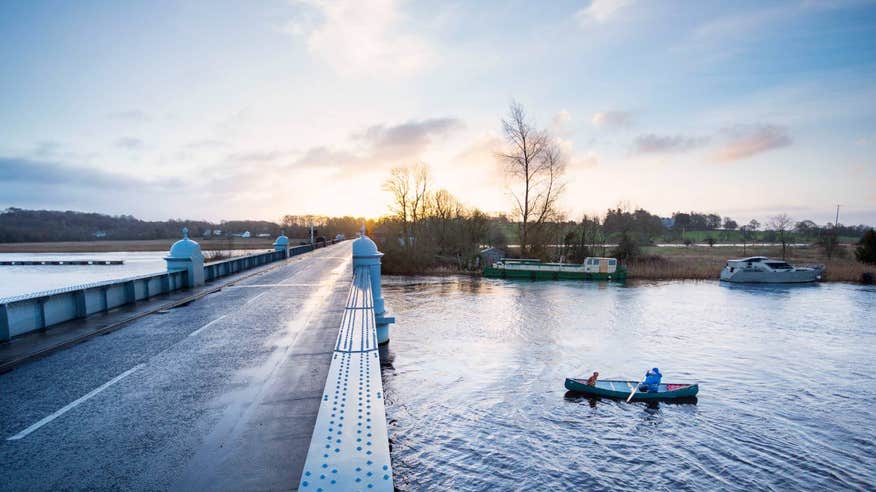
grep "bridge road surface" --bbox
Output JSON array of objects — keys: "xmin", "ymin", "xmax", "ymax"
[{"xmin": 0, "ymin": 243, "xmax": 353, "ymax": 491}]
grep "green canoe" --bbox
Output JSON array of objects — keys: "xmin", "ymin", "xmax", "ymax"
[{"xmin": 564, "ymin": 378, "xmax": 699, "ymax": 401}]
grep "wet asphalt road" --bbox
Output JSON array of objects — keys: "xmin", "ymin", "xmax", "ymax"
[{"xmin": 0, "ymin": 243, "xmax": 352, "ymax": 491}]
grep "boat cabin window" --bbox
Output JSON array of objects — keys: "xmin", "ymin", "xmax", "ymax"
[{"xmin": 765, "ymin": 262, "xmax": 792, "ymax": 269}]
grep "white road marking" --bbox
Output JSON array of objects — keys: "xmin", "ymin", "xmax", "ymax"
[
  {"xmin": 245, "ymin": 291, "xmax": 268, "ymax": 305},
  {"xmin": 189, "ymin": 314, "xmax": 228, "ymax": 337},
  {"xmin": 7, "ymin": 364, "xmax": 144, "ymax": 441}
]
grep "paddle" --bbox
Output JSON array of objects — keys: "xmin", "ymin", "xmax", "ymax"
[{"xmin": 626, "ymin": 372, "xmax": 648, "ymax": 403}]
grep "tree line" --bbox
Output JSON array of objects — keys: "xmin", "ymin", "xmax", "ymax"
[
  {"xmin": 376, "ymin": 165, "xmax": 493, "ymax": 273},
  {"xmin": 0, "ymin": 208, "xmax": 365, "ymax": 243}
]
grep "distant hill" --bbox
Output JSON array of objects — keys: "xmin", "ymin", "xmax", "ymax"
[{"xmin": 0, "ymin": 208, "xmax": 284, "ymax": 243}]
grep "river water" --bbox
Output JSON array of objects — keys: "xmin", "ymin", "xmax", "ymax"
[
  {"xmin": 380, "ymin": 277, "xmax": 875, "ymax": 491},
  {"xmin": 0, "ymin": 250, "xmax": 266, "ymax": 299}
]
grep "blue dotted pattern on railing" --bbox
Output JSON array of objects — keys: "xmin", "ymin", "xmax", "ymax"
[{"xmin": 299, "ymin": 267, "xmax": 393, "ymax": 491}]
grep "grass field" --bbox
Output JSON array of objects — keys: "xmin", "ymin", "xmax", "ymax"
[
  {"xmin": 0, "ymin": 237, "xmax": 309, "ymax": 253},
  {"xmin": 652, "ymin": 230, "xmax": 861, "ymax": 244},
  {"xmin": 627, "ymin": 245, "xmax": 871, "ymax": 282}
]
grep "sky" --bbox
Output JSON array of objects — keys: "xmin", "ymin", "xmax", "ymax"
[{"xmin": 1, "ymin": 0, "xmax": 875, "ymax": 225}]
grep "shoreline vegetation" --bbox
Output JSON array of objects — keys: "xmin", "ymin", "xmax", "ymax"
[
  {"xmin": 389, "ymin": 245, "xmax": 871, "ymax": 283},
  {"xmin": 0, "ymin": 239, "xmax": 869, "ymax": 283}
]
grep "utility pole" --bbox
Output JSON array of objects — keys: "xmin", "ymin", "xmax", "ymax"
[
  {"xmin": 834, "ymin": 204, "xmax": 841, "ymax": 232},
  {"xmin": 310, "ymin": 217, "xmax": 314, "ymax": 246}
]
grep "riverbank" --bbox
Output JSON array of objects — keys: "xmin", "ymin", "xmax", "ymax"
[
  {"xmin": 626, "ymin": 245, "xmax": 870, "ymax": 282},
  {"xmin": 0, "ymin": 238, "xmax": 306, "ymax": 253},
  {"xmin": 393, "ymin": 244, "xmax": 872, "ymax": 283}
]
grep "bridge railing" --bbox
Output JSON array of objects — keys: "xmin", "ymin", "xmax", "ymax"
[
  {"xmin": 0, "ymin": 269, "xmax": 188, "ymax": 340},
  {"xmin": 299, "ymin": 265, "xmax": 393, "ymax": 491},
  {"xmin": 0, "ymin": 241, "xmax": 340, "ymax": 342}
]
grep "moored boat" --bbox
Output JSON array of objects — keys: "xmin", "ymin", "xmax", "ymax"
[
  {"xmin": 564, "ymin": 378, "xmax": 699, "ymax": 401},
  {"xmin": 483, "ymin": 257, "xmax": 626, "ymax": 281},
  {"xmin": 719, "ymin": 256, "xmax": 823, "ymax": 283}
]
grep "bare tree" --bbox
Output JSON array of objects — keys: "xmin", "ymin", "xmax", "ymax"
[
  {"xmin": 499, "ymin": 101, "xmax": 566, "ymax": 256},
  {"xmin": 383, "ymin": 163, "xmax": 433, "ymax": 250},
  {"xmin": 410, "ymin": 164, "xmax": 431, "ymax": 226},
  {"xmin": 383, "ymin": 167, "xmax": 411, "ymax": 240},
  {"xmin": 769, "ymin": 213, "xmax": 793, "ymax": 260}
]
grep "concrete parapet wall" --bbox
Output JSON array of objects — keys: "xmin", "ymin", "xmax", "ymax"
[{"xmin": 0, "ymin": 270, "xmax": 187, "ymax": 340}]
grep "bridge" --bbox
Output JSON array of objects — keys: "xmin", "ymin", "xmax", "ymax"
[{"xmin": 0, "ymin": 232, "xmax": 395, "ymax": 491}]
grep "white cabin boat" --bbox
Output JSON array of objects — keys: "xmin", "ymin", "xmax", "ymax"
[{"xmin": 719, "ymin": 256, "xmax": 822, "ymax": 283}]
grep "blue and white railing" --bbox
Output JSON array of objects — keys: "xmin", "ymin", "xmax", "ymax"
[
  {"xmin": 0, "ymin": 231, "xmax": 339, "ymax": 342},
  {"xmin": 299, "ymin": 266, "xmax": 393, "ymax": 491}
]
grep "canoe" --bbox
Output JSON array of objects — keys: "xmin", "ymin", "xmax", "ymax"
[{"xmin": 564, "ymin": 378, "xmax": 699, "ymax": 401}]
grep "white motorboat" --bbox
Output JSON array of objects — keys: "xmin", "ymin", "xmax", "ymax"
[{"xmin": 719, "ymin": 256, "xmax": 823, "ymax": 283}]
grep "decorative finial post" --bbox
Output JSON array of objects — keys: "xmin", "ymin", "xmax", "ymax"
[
  {"xmin": 352, "ymin": 225, "xmax": 394, "ymax": 344},
  {"xmin": 166, "ymin": 226, "xmax": 204, "ymax": 287},
  {"xmin": 274, "ymin": 230, "xmax": 290, "ymax": 258}
]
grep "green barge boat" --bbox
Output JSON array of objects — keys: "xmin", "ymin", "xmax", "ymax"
[{"xmin": 483, "ymin": 257, "xmax": 626, "ymax": 281}]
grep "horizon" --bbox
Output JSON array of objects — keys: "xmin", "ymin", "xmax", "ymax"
[
  {"xmin": 2, "ymin": 1, "xmax": 875, "ymax": 225},
  {"xmin": 2, "ymin": 205, "xmax": 874, "ymax": 230}
]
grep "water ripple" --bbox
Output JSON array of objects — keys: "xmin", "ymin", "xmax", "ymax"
[{"xmin": 382, "ymin": 278, "xmax": 876, "ymax": 491}]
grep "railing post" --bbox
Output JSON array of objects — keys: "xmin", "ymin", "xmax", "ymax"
[
  {"xmin": 36, "ymin": 299, "xmax": 47, "ymax": 330},
  {"xmin": 352, "ymin": 227, "xmax": 395, "ymax": 344},
  {"xmin": 0, "ymin": 303, "xmax": 10, "ymax": 341},
  {"xmin": 74, "ymin": 290, "xmax": 87, "ymax": 317},
  {"xmin": 165, "ymin": 228, "xmax": 205, "ymax": 288}
]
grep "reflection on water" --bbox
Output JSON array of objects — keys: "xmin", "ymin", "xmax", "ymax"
[{"xmin": 381, "ymin": 277, "xmax": 876, "ymax": 491}]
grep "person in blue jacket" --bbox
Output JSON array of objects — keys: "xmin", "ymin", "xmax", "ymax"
[{"xmin": 639, "ymin": 367, "xmax": 662, "ymax": 392}]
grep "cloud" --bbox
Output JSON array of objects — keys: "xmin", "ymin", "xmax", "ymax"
[
  {"xmin": 634, "ymin": 134, "xmax": 710, "ymax": 154},
  {"xmin": 286, "ymin": 0, "xmax": 434, "ymax": 77},
  {"xmin": 693, "ymin": 6, "xmax": 790, "ymax": 41},
  {"xmin": 225, "ymin": 150, "xmax": 290, "ymax": 163},
  {"xmin": 714, "ymin": 125, "xmax": 792, "ymax": 162},
  {"xmin": 354, "ymin": 118, "xmax": 463, "ymax": 158},
  {"xmin": 115, "ymin": 137, "xmax": 145, "ymax": 150},
  {"xmin": 572, "ymin": 152, "xmax": 600, "ymax": 169},
  {"xmin": 209, "ymin": 117, "xmax": 464, "ymax": 182},
  {"xmin": 576, "ymin": 0, "xmax": 633, "ymax": 24},
  {"xmin": 0, "ymin": 157, "xmax": 182, "ymax": 191},
  {"xmin": 33, "ymin": 141, "xmax": 64, "ymax": 158},
  {"xmin": 184, "ymin": 139, "xmax": 229, "ymax": 150},
  {"xmin": 592, "ymin": 111, "xmax": 633, "ymax": 129},
  {"xmin": 107, "ymin": 110, "xmax": 151, "ymax": 123},
  {"xmin": 288, "ymin": 146, "xmax": 359, "ymax": 171},
  {"xmin": 550, "ymin": 110, "xmax": 573, "ymax": 136}
]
